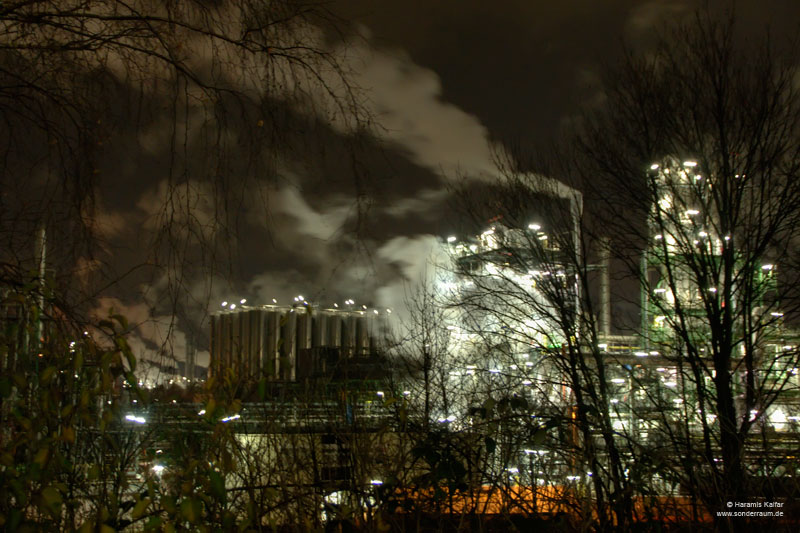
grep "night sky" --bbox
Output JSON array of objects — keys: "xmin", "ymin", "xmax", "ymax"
[{"xmin": 37, "ymin": 0, "xmax": 797, "ymax": 375}]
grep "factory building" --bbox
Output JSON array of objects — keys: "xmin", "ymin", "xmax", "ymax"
[{"xmin": 209, "ymin": 305, "xmax": 382, "ymax": 382}]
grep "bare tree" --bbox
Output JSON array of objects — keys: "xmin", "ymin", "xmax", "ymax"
[{"xmin": 0, "ymin": 0, "xmax": 369, "ymax": 311}]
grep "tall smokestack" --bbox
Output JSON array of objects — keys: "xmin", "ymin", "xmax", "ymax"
[{"xmin": 599, "ymin": 238, "xmax": 611, "ymax": 337}]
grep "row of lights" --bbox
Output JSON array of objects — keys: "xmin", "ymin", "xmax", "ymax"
[
  {"xmin": 446, "ymin": 223, "xmax": 544, "ymax": 245},
  {"xmin": 219, "ymin": 297, "xmax": 392, "ymax": 315}
]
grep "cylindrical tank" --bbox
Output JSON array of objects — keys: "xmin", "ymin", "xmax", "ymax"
[
  {"xmin": 327, "ymin": 313, "xmax": 342, "ymax": 348},
  {"xmin": 280, "ymin": 310, "xmax": 297, "ymax": 380},
  {"xmin": 263, "ymin": 309, "xmax": 282, "ymax": 379},
  {"xmin": 296, "ymin": 309, "xmax": 312, "ymax": 351},
  {"xmin": 312, "ymin": 312, "xmax": 328, "ymax": 347},
  {"xmin": 341, "ymin": 314, "xmax": 357, "ymax": 358},
  {"xmin": 356, "ymin": 313, "xmax": 369, "ymax": 356}
]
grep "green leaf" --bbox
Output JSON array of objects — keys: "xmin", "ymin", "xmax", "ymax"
[
  {"xmin": 484, "ymin": 436, "xmax": 496, "ymax": 454},
  {"xmin": 40, "ymin": 366, "xmax": 57, "ymax": 384},
  {"xmin": 34, "ymin": 447, "xmax": 50, "ymax": 467},
  {"xmin": 40, "ymin": 486, "xmax": 62, "ymax": 517},
  {"xmin": 144, "ymin": 516, "xmax": 163, "ymax": 531},
  {"xmin": 180, "ymin": 498, "xmax": 201, "ymax": 523},
  {"xmin": 131, "ymin": 497, "xmax": 151, "ymax": 519},
  {"xmin": 209, "ymin": 470, "xmax": 226, "ymax": 503}
]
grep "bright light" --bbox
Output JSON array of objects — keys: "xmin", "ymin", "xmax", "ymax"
[
  {"xmin": 762, "ymin": 264, "xmax": 774, "ymax": 270},
  {"xmin": 528, "ymin": 223, "xmax": 541, "ymax": 230},
  {"xmin": 566, "ymin": 475, "xmax": 580, "ymax": 481},
  {"xmin": 402, "ymin": 391, "xmax": 410, "ymax": 396},
  {"xmin": 650, "ymin": 164, "xmax": 659, "ymax": 170},
  {"xmin": 447, "ymin": 235, "xmax": 456, "ymax": 243},
  {"xmin": 240, "ymin": 299, "xmax": 246, "ymax": 304},
  {"xmin": 634, "ymin": 352, "xmax": 648, "ymax": 357},
  {"xmin": 683, "ymin": 161, "xmax": 697, "ymax": 167},
  {"xmin": 771, "ymin": 312, "xmax": 784, "ymax": 317},
  {"xmin": 230, "ymin": 304, "xmax": 236, "ymax": 309},
  {"xmin": 152, "ymin": 464, "xmax": 165, "ymax": 474},
  {"xmin": 522, "ymin": 380, "xmax": 532, "ymax": 385},
  {"xmin": 708, "ymin": 287, "xmax": 717, "ymax": 293},
  {"xmin": 370, "ymin": 480, "xmax": 383, "ymax": 486},
  {"xmin": 654, "ymin": 234, "xmax": 663, "ymax": 240},
  {"xmin": 272, "ymin": 298, "xmax": 277, "ymax": 303},
  {"xmin": 220, "ymin": 414, "xmax": 241, "ymax": 423},
  {"xmin": 125, "ymin": 415, "xmax": 146, "ymax": 424},
  {"xmin": 221, "ymin": 301, "xmax": 228, "ymax": 307},
  {"xmin": 698, "ymin": 231, "xmax": 708, "ymax": 237},
  {"xmin": 654, "ymin": 288, "xmax": 666, "ymax": 294},
  {"xmin": 611, "ymin": 378, "xmax": 625, "ymax": 384},
  {"xmin": 198, "ymin": 409, "xmax": 206, "ymax": 416},
  {"xmin": 686, "ymin": 209, "xmax": 700, "ymax": 216},
  {"xmin": 376, "ymin": 391, "xmax": 384, "ymax": 398}
]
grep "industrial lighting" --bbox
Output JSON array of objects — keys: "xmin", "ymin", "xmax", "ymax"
[
  {"xmin": 683, "ymin": 161, "xmax": 698, "ymax": 167},
  {"xmin": 333, "ymin": 303, "xmax": 339, "ymax": 308},
  {"xmin": 708, "ymin": 287, "xmax": 717, "ymax": 293},
  {"xmin": 654, "ymin": 288, "xmax": 666, "ymax": 294},
  {"xmin": 634, "ymin": 352, "xmax": 648, "ymax": 357},
  {"xmin": 230, "ymin": 304, "xmax": 236, "ymax": 309},
  {"xmin": 198, "ymin": 410, "xmax": 206, "ymax": 416},
  {"xmin": 376, "ymin": 391, "xmax": 384, "ymax": 398},
  {"xmin": 447, "ymin": 235, "xmax": 456, "ymax": 243},
  {"xmin": 125, "ymin": 415, "xmax": 146, "ymax": 424},
  {"xmin": 220, "ymin": 414, "xmax": 241, "ymax": 423},
  {"xmin": 650, "ymin": 164, "xmax": 659, "ymax": 170},
  {"xmin": 771, "ymin": 312, "xmax": 784, "ymax": 317},
  {"xmin": 221, "ymin": 301, "xmax": 228, "ymax": 307},
  {"xmin": 686, "ymin": 209, "xmax": 700, "ymax": 215},
  {"xmin": 528, "ymin": 223, "xmax": 541, "ymax": 230},
  {"xmin": 272, "ymin": 298, "xmax": 277, "ymax": 303},
  {"xmin": 240, "ymin": 299, "xmax": 246, "ymax": 304},
  {"xmin": 152, "ymin": 464, "xmax": 165, "ymax": 474},
  {"xmin": 611, "ymin": 378, "xmax": 625, "ymax": 384},
  {"xmin": 762, "ymin": 264, "xmax": 774, "ymax": 270},
  {"xmin": 655, "ymin": 234, "xmax": 663, "ymax": 240},
  {"xmin": 370, "ymin": 480, "xmax": 383, "ymax": 486}
]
